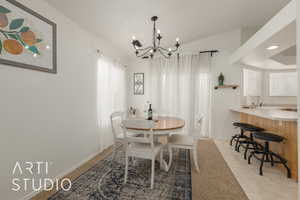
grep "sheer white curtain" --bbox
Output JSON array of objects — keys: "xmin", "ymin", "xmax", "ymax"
[
  {"xmin": 150, "ymin": 54, "xmax": 212, "ymax": 137},
  {"xmin": 97, "ymin": 56, "xmax": 126, "ymax": 150}
]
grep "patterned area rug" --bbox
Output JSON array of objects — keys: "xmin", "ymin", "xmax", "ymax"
[{"xmin": 48, "ymin": 146, "xmax": 191, "ymax": 200}]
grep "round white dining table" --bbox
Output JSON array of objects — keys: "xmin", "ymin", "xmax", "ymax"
[
  {"xmin": 125, "ymin": 116, "xmax": 185, "ymax": 132},
  {"xmin": 124, "ymin": 116, "xmax": 185, "ymax": 171}
]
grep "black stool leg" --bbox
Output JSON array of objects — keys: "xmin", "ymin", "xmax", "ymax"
[
  {"xmin": 248, "ymin": 151, "xmax": 253, "ymax": 164},
  {"xmin": 272, "ymin": 153, "xmax": 291, "ymax": 178},
  {"xmin": 235, "ymin": 129, "xmax": 244, "ymax": 152},
  {"xmin": 283, "ymin": 162, "xmax": 292, "ymax": 178},
  {"xmin": 230, "ymin": 135, "xmax": 237, "ymax": 146},
  {"xmin": 235, "ymin": 137, "xmax": 240, "ymax": 152},
  {"xmin": 259, "ymin": 153, "xmax": 266, "ymax": 176},
  {"xmin": 237, "ymin": 142, "xmax": 242, "ymax": 152},
  {"xmin": 244, "ymin": 143, "xmax": 249, "ymax": 160},
  {"xmin": 270, "ymin": 154, "xmax": 274, "ymax": 167},
  {"xmin": 266, "ymin": 154, "xmax": 270, "ymax": 162},
  {"xmin": 243, "ymin": 133, "xmax": 255, "ymax": 160}
]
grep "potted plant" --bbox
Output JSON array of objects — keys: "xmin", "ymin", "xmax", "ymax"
[{"xmin": 218, "ymin": 73, "xmax": 224, "ymax": 86}]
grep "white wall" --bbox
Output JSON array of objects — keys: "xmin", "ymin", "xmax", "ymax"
[
  {"xmin": 0, "ymin": 1, "xmax": 128, "ymax": 200},
  {"xmin": 126, "ymin": 30, "xmax": 242, "ymax": 140}
]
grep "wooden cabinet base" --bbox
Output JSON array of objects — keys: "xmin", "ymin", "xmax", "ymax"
[{"xmin": 240, "ymin": 113, "xmax": 298, "ymax": 181}]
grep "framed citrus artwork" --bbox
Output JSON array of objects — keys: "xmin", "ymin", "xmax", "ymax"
[{"xmin": 0, "ymin": 0, "xmax": 57, "ymax": 73}]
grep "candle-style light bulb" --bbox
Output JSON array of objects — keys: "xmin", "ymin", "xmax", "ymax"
[
  {"xmin": 132, "ymin": 35, "xmax": 136, "ymax": 41},
  {"xmin": 157, "ymin": 29, "xmax": 161, "ymax": 34},
  {"xmin": 176, "ymin": 37, "xmax": 180, "ymax": 42},
  {"xmin": 150, "ymin": 49, "xmax": 153, "ymax": 53},
  {"xmin": 168, "ymin": 48, "xmax": 172, "ymax": 52}
]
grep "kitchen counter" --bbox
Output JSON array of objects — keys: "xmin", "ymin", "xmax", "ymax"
[
  {"xmin": 231, "ymin": 106, "xmax": 298, "ymax": 180},
  {"xmin": 230, "ymin": 107, "xmax": 298, "ymax": 121}
]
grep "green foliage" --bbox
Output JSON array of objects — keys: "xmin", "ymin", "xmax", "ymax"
[
  {"xmin": 36, "ymin": 38, "xmax": 42, "ymax": 43},
  {"xmin": 0, "ymin": 6, "xmax": 11, "ymax": 14},
  {"xmin": 8, "ymin": 33, "xmax": 18, "ymax": 40},
  {"xmin": 9, "ymin": 18, "xmax": 24, "ymax": 30},
  {"xmin": 15, "ymin": 34, "xmax": 26, "ymax": 46},
  {"xmin": 28, "ymin": 45, "xmax": 39, "ymax": 54},
  {"xmin": 20, "ymin": 26, "xmax": 29, "ymax": 32}
]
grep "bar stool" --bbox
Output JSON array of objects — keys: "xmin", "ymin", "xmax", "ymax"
[
  {"xmin": 237, "ymin": 125, "xmax": 265, "ymax": 160},
  {"xmin": 248, "ymin": 131, "xmax": 291, "ymax": 178},
  {"xmin": 230, "ymin": 122, "xmax": 252, "ymax": 151},
  {"xmin": 230, "ymin": 122, "xmax": 262, "ymax": 153}
]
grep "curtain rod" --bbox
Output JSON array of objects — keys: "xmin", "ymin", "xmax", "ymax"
[{"xmin": 199, "ymin": 50, "xmax": 219, "ymax": 56}]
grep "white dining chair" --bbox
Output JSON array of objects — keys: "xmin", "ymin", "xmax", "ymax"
[
  {"xmin": 110, "ymin": 111, "xmax": 125, "ymax": 161},
  {"xmin": 122, "ymin": 119, "xmax": 164, "ymax": 189},
  {"xmin": 167, "ymin": 116, "xmax": 203, "ymax": 172}
]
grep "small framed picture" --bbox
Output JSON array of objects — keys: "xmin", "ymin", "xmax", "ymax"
[{"xmin": 134, "ymin": 73, "xmax": 144, "ymax": 95}]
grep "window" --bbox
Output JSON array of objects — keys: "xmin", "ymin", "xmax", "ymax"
[
  {"xmin": 243, "ymin": 68, "xmax": 262, "ymax": 96},
  {"xmin": 269, "ymin": 72, "xmax": 297, "ymax": 96}
]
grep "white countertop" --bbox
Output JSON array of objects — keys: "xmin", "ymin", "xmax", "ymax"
[{"xmin": 230, "ymin": 107, "xmax": 298, "ymax": 121}]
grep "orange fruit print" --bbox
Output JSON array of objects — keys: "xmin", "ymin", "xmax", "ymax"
[{"xmin": 3, "ymin": 39, "xmax": 23, "ymax": 55}]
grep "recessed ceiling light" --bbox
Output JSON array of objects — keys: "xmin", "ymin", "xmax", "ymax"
[{"xmin": 267, "ymin": 45, "xmax": 279, "ymax": 50}]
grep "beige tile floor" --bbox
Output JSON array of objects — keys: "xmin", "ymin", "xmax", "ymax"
[{"xmin": 214, "ymin": 140, "xmax": 298, "ymax": 200}]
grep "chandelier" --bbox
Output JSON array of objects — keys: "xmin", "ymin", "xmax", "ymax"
[{"xmin": 131, "ymin": 16, "xmax": 180, "ymax": 59}]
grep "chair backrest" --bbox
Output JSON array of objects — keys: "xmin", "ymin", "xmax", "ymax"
[
  {"xmin": 110, "ymin": 111, "xmax": 125, "ymax": 142},
  {"xmin": 122, "ymin": 119, "xmax": 156, "ymax": 148}
]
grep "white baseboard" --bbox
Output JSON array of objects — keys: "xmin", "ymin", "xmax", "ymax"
[{"xmin": 20, "ymin": 148, "xmax": 107, "ymax": 200}]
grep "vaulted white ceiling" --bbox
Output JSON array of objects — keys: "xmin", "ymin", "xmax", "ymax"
[{"xmin": 46, "ymin": 0, "xmax": 290, "ymax": 58}]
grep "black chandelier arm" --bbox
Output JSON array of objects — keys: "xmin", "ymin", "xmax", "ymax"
[
  {"xmin": 136, "ymin": 48, "xmax": 153, "ymax": 58},
  {"xmin": 158, "ymin": 46, "xmax": 179, "ymax": 53},
  {"xmin": 158, "ymin": 48, "xmax": 171, "ymax": 59},
  {"xmin": 158, "ymin": 46, "xmax": 169, "ymax": 52},
  {"xmin": 133, "ymin": 45, "xmax": 152, "ymax": 52}
]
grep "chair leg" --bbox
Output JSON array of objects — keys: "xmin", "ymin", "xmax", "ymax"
[
  {"xmin": 192, "ymin": 147, "xmax": 200, "ymax": 173},
  {"xmin": 151, "ymin": 157, "xmax": 155, "ymax": 189},
  {"xmin": 167, "ymin": 145, "xmax": 173, "ymax": 171},
  {"xmin": 111, "ymin": 144, "xmax": 117, "ymax": 166},
  {"xmin": 124, "ymin": 154, "xmax": 128, "ymax": 184},
  {"xmin": 160, "ymin": 150, "xmax": 164, "ymax": 170}
]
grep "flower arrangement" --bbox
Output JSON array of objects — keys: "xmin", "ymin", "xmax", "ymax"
[{"xmin": 129, "ymin": 106, "xmax": 137, "ymax": 116}]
